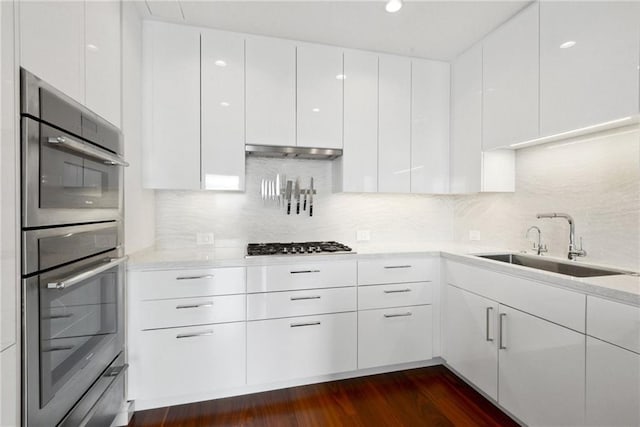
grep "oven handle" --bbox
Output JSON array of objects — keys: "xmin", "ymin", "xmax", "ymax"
[
  {"xmin": 47, "ymin": 136, "xmax": 129, "ymax": 167},
  {"xmin": 47, "ymin": 256, "xmax": 128, "ymax": 290}
]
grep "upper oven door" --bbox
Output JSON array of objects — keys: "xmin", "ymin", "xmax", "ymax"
[{"xmin": 22, "ymin": 117, "xmax": 125, "ymax": 228}]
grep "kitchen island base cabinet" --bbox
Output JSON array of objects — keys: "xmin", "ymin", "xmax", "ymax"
[
  {"xmin": 247, "ymin": 312, "xmax": 357, "ymax": 385},
  {"xmin": 358, "ymin": 305, "xmax": 432, "ymax": 370},
  {"xmin": 129, "ymin": 322, "xmax": 246, "ymax": 402}
]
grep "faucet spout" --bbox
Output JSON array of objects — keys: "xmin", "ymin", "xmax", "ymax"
[{"xmin": 535, "ymin": 213, "xmax": 585, "ymax": 260}]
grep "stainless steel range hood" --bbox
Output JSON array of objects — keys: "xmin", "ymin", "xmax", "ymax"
[{"xmin": 245, "ymin": 144, "xmax": 343, "ymax": 160}]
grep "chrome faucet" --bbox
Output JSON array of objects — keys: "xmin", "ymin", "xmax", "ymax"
[
  {"xmin": 526, "ymin": 226, "xmax": 547, "ymax": 255},
  {"xmin": 536, "ymin": 213, "xmax": 587, "ymax": 260}
]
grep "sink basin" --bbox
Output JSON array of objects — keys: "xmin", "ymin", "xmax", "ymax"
[{"xmin": 476, "ymin": 254, "xmax": 629, "ymax": 278}]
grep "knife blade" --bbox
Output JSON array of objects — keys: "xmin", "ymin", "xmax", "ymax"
[
  {"xmin": 309, "ymin": 177, "xmax": 314, "ymax": 217},
  {"xmin": 294, "ymin": 179, "xmax": 301, "ymax": 214},
  {"xmin": 285, "ymin": 180, "xmax": 292, "ymax": 215},
  {"xmin": 261, "ymin": 179, "xmax": 265, "ymax": 202},
  {"xmin": 276, "ymin": 174, "xmax": 281, "ymax": 205}
]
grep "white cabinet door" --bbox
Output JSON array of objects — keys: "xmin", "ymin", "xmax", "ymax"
[
  {"xmin": 540, "ymin": 1, "xmax": 640, "ymax": 136},
  {"xmin": 0, "ymin": 346, "xmax": 18, "ymax": 427},
  {"xmin": 335, "ymin": 50, "xmax": 378, "ymax": 193},
  {"xmin": 247, "ymin": 312, "xmax": 357, "ymax": 385},
  {"xmin": 246, "ymin": 260, "xmax": 357, "ymax": 293},
  {"xmin": 587, "ymin": 296, "xmax": 640, "ymax": 354},
  {"xmin": 201, "ymin": 30, "xmax": 245, "ymax": 191},
  {"xmin": 297, "ymin": 43, "xmax": 343, "ymax": 149},
  {"xmin": 358, "ymin": 256, "xmax": 436, "ymax": 285},
  {"xmin": 358, "ymin": 305, "xmax": 432, "ymax": 369},
  {"xmin": 245, "ymin": 37, "xmax": 296, "ymax": 147},
  {"xmin": 444, "ymin": 285, "xmax": 498, "ymax": 400},
  {"xmin": 586, "ymin": 337, "xmax": 640, "ymax": 427},
  {"xmin": 410, "ymin": 59, "xmax": 450, "ymax": 194},
  {"xmin": 450, "ymin": 44, "xmax": 482, "ymax": 194},
  {"xmin": 142, "ymin": 22, "xmax": 200, "ymax": 189},
  {"xmin": 19, "ymin": 1, "xmax": 85, "ymax": 103},
  {"xmin": 482, "ymin": 2, "xmax": 538, "ymax": 150},
  {"xmin": 85, "ymin": 0, "xmax": 121, "ymax": 127},
  {"xmin": 498, "ymin": 305, "xmax": 585, "ymax": 427},
  {"xmin": 378, "ymin": 55, "xmax": 411, "ymax": 193}
]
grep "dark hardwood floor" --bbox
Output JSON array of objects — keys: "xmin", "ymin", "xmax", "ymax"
[{"xmin": 128, "ymin": 366, "xmax": 517, "ymax": 427}]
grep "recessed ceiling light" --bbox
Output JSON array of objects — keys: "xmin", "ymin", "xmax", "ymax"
[
  {"xmin": 385, "ymin": 0, "xmax": 402, "ymax": 13},
  {"xmin": 335, "ymin": 74, "xmax": 346, "ymax": 80},
  {"xmin": 87, "ymin": 44, "xmax": 99, "ymax": 52},
  {"xmin": 220, "ymin": 102, "xmax": 230, "ymax": 107},
  {"xmin": 214, "ymin": 60, "xmax": 227, "ymax": 67},
  {"xmin": 560, "ymin": 40, "xmax": 576, "ymax": 49},
  {"xmin": 312, "ymin": 108, "xmax": 320, "ymax": 113}
]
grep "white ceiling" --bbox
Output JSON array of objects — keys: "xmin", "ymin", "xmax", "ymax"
[{"xmin": 141, "ymin": 0, "xmax": 532, "ymax": 60}]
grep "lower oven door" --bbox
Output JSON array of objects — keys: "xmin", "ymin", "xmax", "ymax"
[{"xmin": 23, "ymin": 250, "xmax": 126, "ymax": 426}]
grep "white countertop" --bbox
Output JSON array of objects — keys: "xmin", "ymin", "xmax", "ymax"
[{"xmin": 127, "ymin": 244, "xmax": 640, "ymax": 306}]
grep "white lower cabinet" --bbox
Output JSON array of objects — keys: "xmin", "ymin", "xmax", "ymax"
[
  {"xmin": 445, "ymin": 285, "xmax": 498, "ymax": 400},
  {"xmin": 131, "ymin": 322, "xmax": 246, "ymax": 401},
  {"xmin": 358, "ymin": 305, "xmax": 432, "ymax": 370},
  {"xmin": 497, "ymin": 305, "xmax": 585, "ymax": 427},
  {"xmin": 586, "ymin": 337, "xmax": 640, "ymax": 427},
  {"xmin": 247, "ymin": 312, "xmax": 357, "ymax": 385}
]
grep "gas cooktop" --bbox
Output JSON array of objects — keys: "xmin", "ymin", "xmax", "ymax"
[{"xmin": 246, "ymin": 241, "xmax": 354, "ymax": 257}]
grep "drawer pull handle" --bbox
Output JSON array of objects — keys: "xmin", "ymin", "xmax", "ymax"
[
  {"xmin": 499, "ymin": 313, "xmax": 507, "ymax": 350},
  {"xmin": 290, "ymin": 270, "xmax": 321, "ymax": 274},
  {"xmin": 486, "ymin": 307, "xmax": 494, "ymax": 342},
  {"xmin": 383, "ymin": 289, "xmax": 412, "ymax": 294},
  {"xmin": 176, "ymin": 274, "xmax": 214, "ymax": 281},
  {"xmin": 46, "ymin": 313, "xmax": 74, "ymax": 319},
  {"xmin": 383, "ymin": 265, "xmax": 412, "ymax": 269},
  {"xmin": 290, "ymin": 296, "xmax": 321, "ymax": 301},
  {"xmin": 177, "ymin": 330, "xmax": 214, "ymax": 339},
  {"xmin": 290, "ymin": 321, "xmax": 321, "ymax": 328},
  {"xmin": 176, "ymin": 302, "xmax": 214, "ymax": 309},
  {"xmin": 384, "ymin": 312, "xmax": 412, "ymax": 318}
]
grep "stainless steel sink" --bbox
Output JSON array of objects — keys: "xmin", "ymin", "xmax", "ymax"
[{"xmin": 476, "ymin": 253, "xmax": 629, "ymax": 278}]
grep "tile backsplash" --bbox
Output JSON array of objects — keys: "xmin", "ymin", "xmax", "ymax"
[{"xmin": 154, "ymin": 126, "xmax": 639, "ymax": 270}]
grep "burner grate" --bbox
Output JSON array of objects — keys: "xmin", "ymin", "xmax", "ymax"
[{"xmin": 247, "ymin": 241, "xmax": 353, "ymax": 257}]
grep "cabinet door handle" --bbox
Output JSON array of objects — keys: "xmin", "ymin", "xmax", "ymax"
[
  {"xmin": 499, "ymin": 313, "xmax": 507, "ymax": 350},
  {"xmin": 383, "ymin": 288, "xmax": 412, "ymax": 294},
  {"xmin": 486, "ymin": 307, "xmax": 494, "ymax": 342},
  {"xmin": 290, "ymin": 295, "xmax": 321, "ymax": 301},
  {"xmin": 176, "ymin": 302, "xmax": 214, "ymax": 309},
  {"xmin": 176, "ymin": 274, "xmax": 214, "ymax": 280},
  {"xmin": 290, "ymin": 270, "xmax": 320, "ymax": 274},
  {"xmin": 383, "ymin": 265, "xmax": 412, "ymax": 269},
  {"xmin": 290, "ymin": 321, "xmax": 321, "ymax": 328},
  {"xmin": 384, "ymin": 312, "xmax": 412, "ymax": 318},
  {"xmin": 177, "ymin": 330, "xmax": 214, "ymax": 339}
]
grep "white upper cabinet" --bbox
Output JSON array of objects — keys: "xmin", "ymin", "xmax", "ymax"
[
  {"xmin": 85, "ymin": 0, "xmax": 121, "ymax": 127},
  {"xmin": 482, "ymin": 2, "xmax": 538, "ymax": 150},
  {"xmin": 334, "ymin": 50, "xmax": 378, "ymax": 193},
  {"xmin": 201, "ymin": 30, "xmax": 245, "ymax": 191},
  {"xmin": 297, "ymin": 43, "xmax": 343, "ymax": 149},
  {"xmin": 540, "ymin": 1, "xmax": 640, "ymax": 136},
  {"xmin": 245, "ymin": 37, "xmax": 296, "ymax": 147},
  {"xmin": 143, "ymin": 21, "xmax": 200, "ymax": 189},
  {"xmin": 378, "ymin": 55, "xmax": 411, "ymax": 193},
  {"xmin": 19, "ymin": 1, "xmax": 85, "ymax": 103},
  {"xmin": 450, "ymin": 44, "xmax": 482, "ymax": 194},
  {"xmin": 410, "ymin": 59, "xmax": 450, "ymax": 194}
]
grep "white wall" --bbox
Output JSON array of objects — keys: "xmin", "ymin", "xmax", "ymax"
[{"xmin": 123, "ymin": 2, "xmax": 155, "ymax": 254}]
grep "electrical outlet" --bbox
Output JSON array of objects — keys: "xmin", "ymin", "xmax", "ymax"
[
  {"xmin": 356, "ymin": 230, "xmax": 371, "ymax": 242},
  {"xmin": 469, "ymin": 230, "xmax": 481, "ymax": 241},
  {"xmin": 196, "ymin": 233, "xmax": 215, "ymax": 245}
]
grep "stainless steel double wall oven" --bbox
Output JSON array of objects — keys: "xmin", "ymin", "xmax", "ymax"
[{"xmin": 20, "ymin": 69, "xmax": 129, "ymax": 427}]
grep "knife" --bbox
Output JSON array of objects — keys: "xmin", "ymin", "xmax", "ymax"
[
  {"xmin": 303, "ymin": 189, "xmax": 307, "ymax": 211},
  {"xmin": 261, "ymin": 179, "xmax": 265, "ymax": 202},
  {"xmin": 276, "ymin": 174, "xmax": 281, "ymax": 206},
  {"xmin": 309, "ymin": 177, "xmax": 314, "ymax": 217},
  {"xmin": 285, "ymin": 180, "xmax": 292, "ymax": 215},
  {"xmin": 294, "ymin": 179, "xmax": 301, "ymax": 214}
]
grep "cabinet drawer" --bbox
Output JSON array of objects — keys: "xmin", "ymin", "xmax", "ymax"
[
  {"xmin": 446, "ymin": 261, "xmax": 585, "ymax": 332},
  {"xmin": 247, "ymin": 312, "xmax": 357, "ymax": 384},
  {"xmin": 246, "ymin": 260, "xmax": 356, "ymax": 293},
  {"xmin": 358, "ymin": 305, "xmax": 433, "ymax": 369},
  {"xmin": 129, "ymin": 267, "xmax": 245, "ymax": 300},
  {"xmin": 247, "ymin": 287, "xmax": 356, "ymax": 321},
  {"xmin": 358, "ymin": 282, "xmax": 432, "ymax": 310},
  {"xmin": 130, "ymin": 322, "xmax": 245, "ymax": 401},
  {"xmin": 358, "ymin": 257, "xmax": 436, "ymax": 285},
  {"xmin": 139, "ymin": 294, "xmax": 246, "ymax": 330},
  {"xmin": 587, "ymin": 296, "xmax": 640, "ymax": 354}
]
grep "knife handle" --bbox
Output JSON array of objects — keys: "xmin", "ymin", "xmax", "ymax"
[
  {"xmin": 296, "ymin": 201, "xmax": 300, "ymax": 215},
  {"xmin": 287, "ymin": 201, "xmax": 291, "ymax": 215},
  {"xmin": 310, "ymin": 204, "xmax": 313, "ymax": 217},
  {"xmin": 303, "ymin": 197, "xmax": 307, "ymax": 211}
]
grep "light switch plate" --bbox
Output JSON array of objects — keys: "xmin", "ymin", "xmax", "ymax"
[
  {"xmin": 469, "ymin": 230, "xmax": 481, "ymax": 241},
  {"xmin": 356, "ymin": 230, "xmax": 371, "ymax": 242},
  {"xmin": 196, "ymin": 233, "xmax": 215, "ymax": 245}
]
